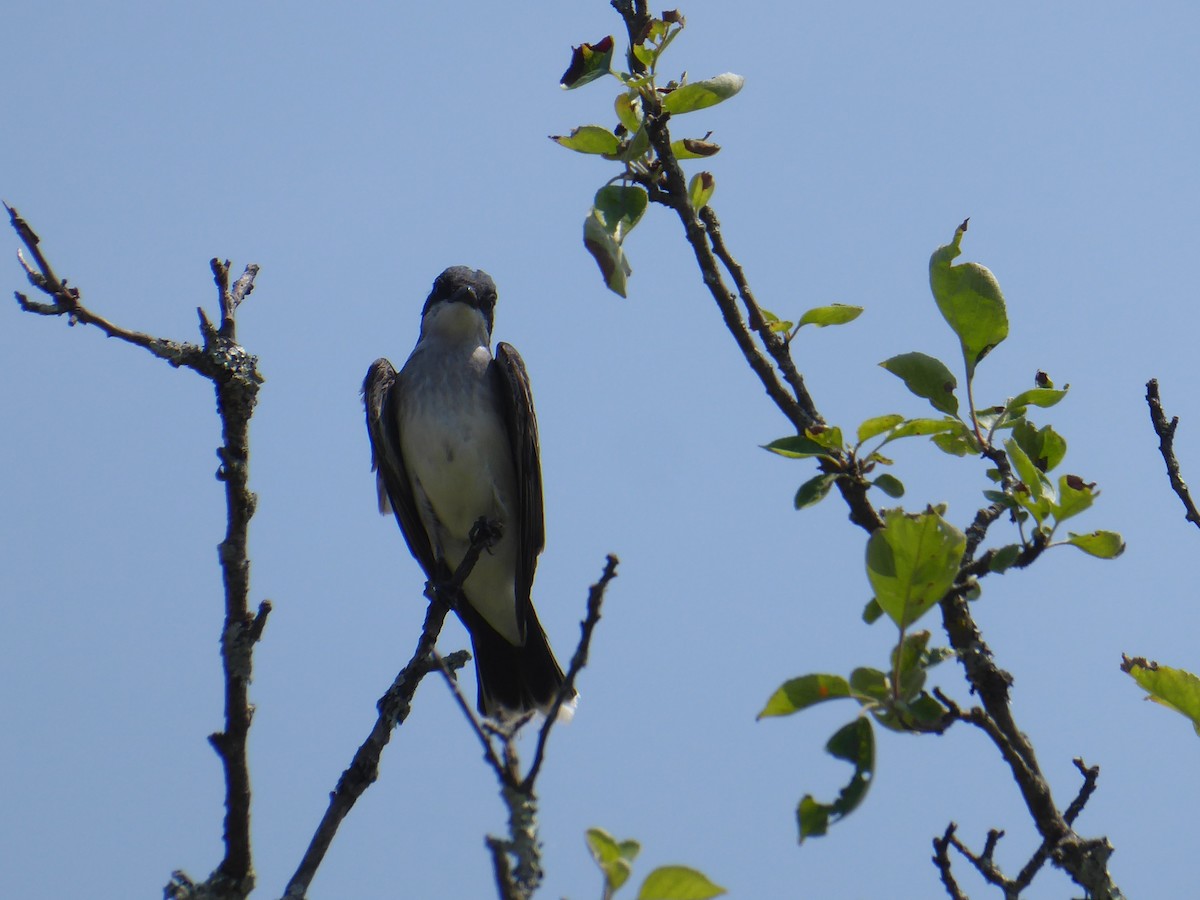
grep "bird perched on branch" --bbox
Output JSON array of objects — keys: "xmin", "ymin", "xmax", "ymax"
[{"xmin": 363, "ymin": 267, "xmax": 574, "ymax": 721}]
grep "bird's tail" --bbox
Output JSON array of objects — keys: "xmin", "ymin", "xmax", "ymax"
[{"xmin": 468, "ymin": 612, "xmax": 576, "ymax": 723}]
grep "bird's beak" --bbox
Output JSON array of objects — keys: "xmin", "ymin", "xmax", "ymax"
[{"xmin": 449, "ymin": 285, "xmax": 479, "ymax": 307}]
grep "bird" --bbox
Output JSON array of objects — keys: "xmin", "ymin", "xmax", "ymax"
[{"xmin": 362, "ymin": 266, "xmax": 575, "ymax": 722}]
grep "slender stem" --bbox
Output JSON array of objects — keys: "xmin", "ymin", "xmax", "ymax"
[
  {"xmin": 523, "ymin": 554, "xmax": 618, "ymax": 788},
  {"xmin": 1146, "ymin": 378, "xmax": 1200, "ymax": 528}
]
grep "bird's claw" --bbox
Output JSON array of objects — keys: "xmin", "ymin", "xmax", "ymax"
[{"xmin": 469, "ymin": 516, "xmax": 504, "ymax": 553}]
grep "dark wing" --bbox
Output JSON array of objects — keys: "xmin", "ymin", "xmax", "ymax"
[
  {"xmin": 492, "ymin": 343, "xmax": 545, "ymax": 611},
  {"xmin": 362, "ymin": 358, "xmax": 438, "ymax": 577}
]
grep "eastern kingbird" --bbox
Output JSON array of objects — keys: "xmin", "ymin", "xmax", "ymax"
[{"xmin": 363, "ymin": 267, "xmax": 574, "ymax": 721}]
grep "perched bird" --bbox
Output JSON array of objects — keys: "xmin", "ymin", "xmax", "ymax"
[{"xmin": 362, "ymin": 267, "xmax": 574, "ymax": 721}]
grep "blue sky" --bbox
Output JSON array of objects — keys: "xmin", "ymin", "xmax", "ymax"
[{"xmin": 3, "ymin": 2, "xmax": 1198, "ymax": 898}]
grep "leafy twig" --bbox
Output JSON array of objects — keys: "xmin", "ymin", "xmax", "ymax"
[{"xmin": 600, "ymin": 7, "xmax": 1124, "ymax": 896}]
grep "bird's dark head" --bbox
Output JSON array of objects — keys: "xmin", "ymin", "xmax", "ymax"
[{"xmin": 422, "ymin": 266, "xmax": 498, "ymax": 334}]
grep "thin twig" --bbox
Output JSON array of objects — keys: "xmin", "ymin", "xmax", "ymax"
[
  {"xmin": 281, "ymin": 522, "xmax": 500, "ymax": 899},
  {"xmin": 434, "ymin": 650, "xmax": 514, "ymax": 781},
  {"xmin": 8, "ymin": 202, "xmax": 225, "ymax": 373},
  {"xmin": 440, "ymin": 554, "xmax": 618, "ymax": 900},
  {"xmin": 1146, "ymin": 379, "xmax": 1200, "ymax": 528},
  {"xmin": 1063, "ymin": 757, "xmax": 1101, "ymax": 826},
  {"xmin": 636, "ymin": 114, "xmax": 817, "ymax": 437},
  {"xmin": 1011, "ymin": 758, "xmax": 1102, "ymax": 891},
  {"xmin": 698, "ymin": 206, "xmax": 821, "ymax": 426},
  {"xmin": 945, "ymin": 827, "xmax": 1019, "ymax": 897},
  {"xmin": 932, "ymin": 824, "xmax": 969, "ymax": 900},
  {"xmin": 524, "ymin": 554, "xmax": 618, "ymax": 788}
]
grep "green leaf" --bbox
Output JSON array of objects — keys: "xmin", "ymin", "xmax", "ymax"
[
  {"xmin": 857, "ymin": 414, "xmax": 905, "ymax": 443},
  {"xmin": 795, "ymin": 473, "xmax": 837, "ymax": 509},
  {"xmin": 593, "ymin": 185, "xmax": 649, "ymax": 241},
  {"xmin": 671, "ymin": 138, "xmax": 721, "ymax": 159},
  {"xmin": 797, "ymin": 718, "xmax": 875, "ymax": 843},
  {"xmin": 988, "ymin": 543, "xmax": 1022, "ymax": 573},
  {"xmin": 758, "ymin": 308, "xmax": 794, "ymax": 334},
  {"xmin": 763, "ymin": 434, "xmax": 831, "ymax": 459},
  {"xmin": 1124, "ymin": 657, "xmax": 1200, "ymax": 736},
  {"xmin": 1066, "ymin": 530, "xmax": 1125, "ymax": 558},
  {"xmin": 1005, "ymin": 438, "xmax": 1054, "ymax": 523},
  {"xmin": 872, "ymin": 474, "xmax": 905, "ymax": 498},
  {"xmin": 929, "ymin": 220, "xmax": 1009, "ymax": 378},
  {"xmin": 888, "ymin": 417, "xmax": 962, "ymax": 439},
  {"xmin": 848, "ymin": 667, "xmax": 889, "ymax": 703},
  {"xmin": 560, "ymin": 36, "xmax": 616, "ymax": 89},
  {"xmin": 931, "ymin": 425, "xmax": 980, "ymax": 457},
  {"xmin": 638, "ymin": 866, "xmax": 727, "ymax": 900},
  {"xmin": 902, "ymin": 692, "xmax": 951, "ymax": 727},
  {"xmin": 1008, "ymin": 387, "xmax": 1069, "ymax": 411},
  {"xmin": 805, "ymin": 425, "xmax": 844, "ymax": 452},
  {"xmin": 583, "ymin": 214, "xmax": 632, "ymax": 297},
  {"xmin": 551, "ymin": 125, "xmax": 621, "ymax": 155},
  {"xmin": 661, "ymin": 72, "xmax": 745, "ymax": 113},
  {"xmin": 1053, "ymin": 474, "xmax": 1096, "ymax": 523},
  {"xmin": 688, "ymin": 171, "xmax": 715, "ymax": 209},
  {"xmin": 879, "ymin": 352, "xmax": 959, "ymax": 416},
  {"xmin": 861, "ymin": 598, "xmax": 884, "ymax": 624},
  {"xmin": 586, "ymin": 827, "xmax": 640, "ymax": 892},
  {"xmin": 1011, "ymin": 420, "xmax": 1067, "ymax": 474},
  {"xmin": 797, "ymin": 304, "xmax": 864, "ymax": 328},
  {"xmin": 616, "ymin": 125, "xmax": 651, "ymax": 162},
  {"xmin": 866, "ymin": 508, "xmax": 966, "ymax": 628},
  {"xmin": 758, "ymin": 674, "xmax": 852, "ymax": 718},
  {"xmin": 615, "ymin": 92, "xmax": 643, "ymax": 132},
  {"xmin": 892, "ymin": 630, "xmax": 934, "ymax": 700}
]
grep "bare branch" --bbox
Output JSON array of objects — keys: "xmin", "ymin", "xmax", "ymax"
[
  {"xmin": 1063, "ymin": 757, "xmax": 1101, "ymax": 826},
  {"xmin": 487, "ymin": 835, "xmax": 521, "ymax": 900},
  {"xmin": 943, "ymin": 826, "xmax": 1019, "ymax": 897},
  {"xmin": 1011, "ymin": 758, "xmax": 1103, "ymax": 891},
  {"xmin": 281, "ymin": 520, "xmax": 502, "ymax": 899},
  {"xmin": 698, "ymin": 206, "xmax": 821, "ymax": 426},
  {"xmin": 524, "ymin": 554, "xmax": 618, "ymax": 787},
  {"xmin": 9, "ymin": 208, "xmax": 265, "ymax": 898},
  {"xmin": 7, "ymin": 203, "xmax": 225, "ymax": 372},
  {"xmin": 932, "ymin": 824, "xmax": 969, "ymax": 900},
  {"xmin": 434, "ymin": 650, "xmax": 515, "ymax": 781},
  {"xmin": 1146, "ymin": 378, "xmax": 1200, "ymax": 528},
  {"xmin": 435, "ymin": 554, "xmax": 618, "ymax": 900}
]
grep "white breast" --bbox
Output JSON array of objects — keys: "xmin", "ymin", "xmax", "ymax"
[{"xmin": 397, "ymin": 337, "xmax": 522, "ymax": 644}]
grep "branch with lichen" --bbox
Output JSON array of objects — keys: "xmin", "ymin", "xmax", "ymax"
[
  {"xmin": 8, "ymin": 205, "xmax": 267, "ymax": 900},
  {"xmin": 434, "ymin": 554, "xmax": 618, "ymax": 900}
]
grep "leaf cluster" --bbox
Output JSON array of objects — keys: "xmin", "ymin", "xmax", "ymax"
[
  {"xmin": 552, "ymin": 16, "xmax": 743, "ymax": 296},
  {"xmin": 759, "ymin": 223, "xmax": 1124, "ymax": 840},
  {"xmin": 586, "ymin": 828, "xmax": 726, "ymax": 900}
]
